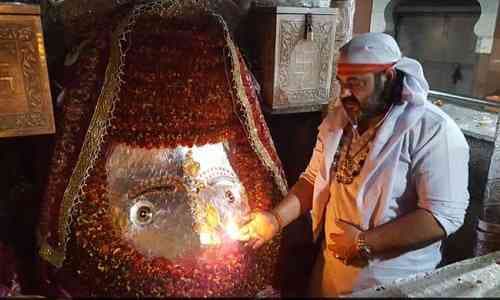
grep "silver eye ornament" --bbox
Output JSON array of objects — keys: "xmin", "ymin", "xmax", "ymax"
[{"xmin": 129, "ymin": 199, "xmax": 156, "ymax": 226}]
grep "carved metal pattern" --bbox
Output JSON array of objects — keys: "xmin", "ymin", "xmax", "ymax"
[
  {"xmin": 326, "ymin": 0, "xmax": 355, "ymax": 110},
  {"xmin": 277, "ymin": 19, "xmax": 334, "ymax": 107},
  {"xmin": 332, "ymin": 0, "xmax": 355, "ymax": 49},
  {"xmin": 0, "ymin": 7, "xmax": 55, "ymax": 138}
]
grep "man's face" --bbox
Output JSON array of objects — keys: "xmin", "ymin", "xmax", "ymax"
[{"xmin": 337, "ymin": 72, "xmax": 388, "ymax": 118}]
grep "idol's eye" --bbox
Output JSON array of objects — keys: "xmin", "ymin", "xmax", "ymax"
[
  {"xmin": 130, "ymin": 199, "xmax": 155, "ymax": 226},
  {"xmin": 209, "ymin": 176, "xmax": 239, "ymax": 202},
  {"xmin": 225, "ymin": 190, "xmax": 235, "ymax": 204},
  {"xmin": 127, "ymin": 176, "xmax": 189, "ymax": 227}
]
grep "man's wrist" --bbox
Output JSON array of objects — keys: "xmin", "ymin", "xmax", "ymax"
[
  {"xmin": 356, "ymin": 232, "xmax": 373, "ymax": 259},
  {"xmin": 270, "ymin": 192, "xmax": 302, "ymax": 231},
  {"xmin": 269, "ymin": 210, "xmax": 283, "ymax": 232}
]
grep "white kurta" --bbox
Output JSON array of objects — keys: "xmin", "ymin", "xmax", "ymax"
[{"xmin": 300, "ymin": 97, "xmax": 470, "ymax": 296}]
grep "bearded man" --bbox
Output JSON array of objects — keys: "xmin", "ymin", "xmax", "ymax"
[{"xmin": 240, "ymin": 32, "xmax": 470, "ymax": 296}]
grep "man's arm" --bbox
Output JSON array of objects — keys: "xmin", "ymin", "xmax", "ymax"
[
  {"xmin": 272, "ymin": 178, "xmax": 314, "ymax": 228},
  {"xmin": 363, "ymin": 119, "xmax": 469, "ymax": 254},
  {"xmin": 363, "ymin": 208, "xmax": 445, "ymax": 254},
  {"xmin": 330, "ymin": 120, "xmax": 469, "ymax": 261},
  {"xmin": 330, "ymin": 209, "xmax": 445, "ymax": 260},
  {"xmin": 239, "ymin": 131, "xmax": 325, "ymax": 248},
  {"xmin": 238, "ymin": 178, "xmax": 314, "ymax": 249},
  {"xmin": 272, "ymin": 129, "xmax": 325, "ymax": 228}
]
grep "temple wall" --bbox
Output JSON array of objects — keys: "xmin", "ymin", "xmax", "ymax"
[{"xmin": 3, "ymin": 0, "xmax": 494, "ymax": 295}]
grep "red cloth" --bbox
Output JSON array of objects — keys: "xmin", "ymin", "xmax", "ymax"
[{"xmin": 0, "ymin": 243, "xmax": 21, "ymax": 297}]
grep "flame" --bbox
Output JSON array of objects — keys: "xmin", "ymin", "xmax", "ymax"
[
  {"xmin": 198, "ymin": 214, "xmax": 242, "ymax": 245},
  {"xmin": 196, "ymin": 193, "xmax": 244, "ymax": 245}
]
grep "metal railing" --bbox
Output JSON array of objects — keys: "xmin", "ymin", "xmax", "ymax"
[
  {"xmin": 429, "ymin": 90, "xmax": 500, "ymax": 111},
  {"xmin": 428, "ymin": 90, "xmax": 500, "ymax": 143}
]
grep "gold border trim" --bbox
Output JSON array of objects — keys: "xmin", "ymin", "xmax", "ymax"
[
  {"xmin": 40, "ymin": 14, "xmax": 131, "ymax": 267},
  {"xmin": 220, "ymin": 18, "xmax": 288, "ymax": 196}
]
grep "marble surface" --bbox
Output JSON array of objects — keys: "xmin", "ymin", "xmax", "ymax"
[
  {"xmin": 349, "ymin": 251, "xmax": 500, "ymax": 297},
  {"xmin": 440, "ymin": 103, "xmax": 498, "ymax": 142}
]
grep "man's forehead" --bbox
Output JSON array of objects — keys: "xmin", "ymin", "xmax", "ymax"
[{"xmin": 337, "ymin": 73, "xmax": 373, "ymax": 81}]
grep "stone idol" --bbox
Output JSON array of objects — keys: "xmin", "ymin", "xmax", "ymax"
[{"xmin": 37, "ymin": 0, "xmax": 287, "ymax": 297}]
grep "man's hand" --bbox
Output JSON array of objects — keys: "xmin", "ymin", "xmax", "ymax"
[
  {"xmin": 238, "ymin": 211, "xmax": 280, "ymax": 249},
  {"xmin": 328, "ymin": 219, "xmax": 362, "ymax": 264}
]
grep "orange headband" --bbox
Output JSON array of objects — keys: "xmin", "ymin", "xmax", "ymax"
[{"xmin": 337, "ymin": 63, "xmax": 396, "ymax": 76}]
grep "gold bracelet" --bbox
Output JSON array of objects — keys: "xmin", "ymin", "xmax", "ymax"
[
  {"xmin": 356, "ymin": 232, "xmax": 373, "ymax": 259},
  {"xmin": 270, "ymin": 210, "xmax": 283, "ymax": 232}
]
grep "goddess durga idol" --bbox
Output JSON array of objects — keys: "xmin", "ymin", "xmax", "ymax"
[{"xmin": 37, "ymin": 0, "xmax": 287, "ymax": 297}]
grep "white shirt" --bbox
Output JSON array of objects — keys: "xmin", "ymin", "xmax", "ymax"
[{"xmin": 300, "ymin": 98, "xmax": 470, "ymax": 296}]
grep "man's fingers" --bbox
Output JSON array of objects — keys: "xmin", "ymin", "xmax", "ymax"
[
  {"xmin": 328, "ymin": 243, "xmax": 342, "ymax": 251},
  {"xmin": 252, "ymin": 239, "xmax": 265, "ymax": 250},
  {"xmin": 239, "ymin": 220, "xmax": 261, "ymax": 241},
  {"xmin": 238, "ymin": 220, "xmax": 251, "ymax": 228},
  {"xmin": 239, "ymin": 216, "xmax": 254, "ymax": 227},
  {"xmin": 242, "ymin": 240, "xmax": 252, "ymax": 248},
  {"xmin": 328, "ymin": 244, "xmax": 342, "ymax": 253},
  {"xmin": 237, "ymin": 231, "xmax": 251, "ymax": 241},
  {"xmin": 240, "ymin": 214, "xmax": 252, "ymax": 224},
  {"xmin": 330, "ymin": 233, "xmax": 341, "ymax": 239},
  {"xmin": 328, "ymin": 244, "xmax": 345, "ymax": 260},
  {"xmin": 239, "ymin": 212, "xmax": 259, "ymax": 227},
  {"xmin": 239, "ymin": 225, "xmax": 250, "ymax": 235},
  {"xmin": 328, "ymin": 243, "xmax": 348, "ymax": 255}
]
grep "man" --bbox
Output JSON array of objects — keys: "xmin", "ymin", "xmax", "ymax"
[{"xmin": 239, "ymin": 32, "xmax": 470, "ymax": 296}]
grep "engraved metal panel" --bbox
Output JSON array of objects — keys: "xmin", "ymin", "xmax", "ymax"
[
  {"xmin": 0, "ymin": 4, "xmax": 55, "ymax": 138},
  {"xmin": 275, "ymin": 15, "xmax": 334, "ymax": 108},
  {"xmin": 249, "ymin": 6, "xmax": 338, "ymax": 114}
]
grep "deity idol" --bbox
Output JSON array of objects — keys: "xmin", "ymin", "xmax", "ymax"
[{"xmin": 37, "ymin": 0, "xmax": 287, "ymax": 297}]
